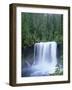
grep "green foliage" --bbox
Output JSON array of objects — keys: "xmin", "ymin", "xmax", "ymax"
[
  {"xmin": 55, "ymin": 67, "xmax": 63, "ymax": 75},
  {"xmin": 21, "ymin": 13, "xmax": 63, "ymax": 48},
  {"xmin": 49, "ymin": 66, "xmax": 63, "ymax": 76}
]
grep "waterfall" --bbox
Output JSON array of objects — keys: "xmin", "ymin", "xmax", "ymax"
[
  {"xmin": 22, "ymin": 41, "xmax": 58, "ymax": 76},
  {"xmin": 31, "ymin": 42, "xmax": 57, "ymax": 75}
]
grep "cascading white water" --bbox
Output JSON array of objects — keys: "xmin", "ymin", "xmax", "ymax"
[{"xmin": 31, "ymin": 42, "xmax": 57, "ymax": 75}]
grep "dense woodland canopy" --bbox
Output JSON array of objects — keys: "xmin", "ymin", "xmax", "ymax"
[{"xmin": 21, "ymin": 13, "xmax": 63, "ymax": 48}]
